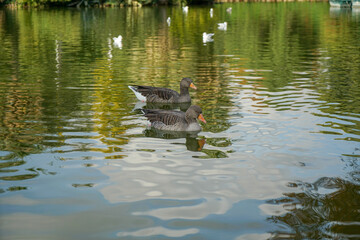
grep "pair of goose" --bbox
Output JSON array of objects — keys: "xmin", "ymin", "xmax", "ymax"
[{"xmin": 129, "ymin": 78, "xmax": 206, "ymax": 132}]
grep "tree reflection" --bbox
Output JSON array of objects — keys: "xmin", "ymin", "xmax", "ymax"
[{"xmin": 268, "ymin": 153, "xmax": 360, "ymax": 239}]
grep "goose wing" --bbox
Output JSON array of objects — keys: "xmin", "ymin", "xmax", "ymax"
[
  {"xmin": 142, "ymin": 109, "xmax": 186, "ymax": 126},
  {"xmin": 132, "ymin": 86, "xmax": 179, "ymax": 101}
]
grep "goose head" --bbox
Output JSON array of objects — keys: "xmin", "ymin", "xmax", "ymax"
[
  {"xmin": 181, "ymin": 77, "xmax": 197, "ymax": 90},
  {"xmin": 186, "ymin": 105, "xmax": 206, "ymax": 124}
]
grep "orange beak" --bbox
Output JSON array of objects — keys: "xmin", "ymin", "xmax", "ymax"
[
  {"xmin": 190, "ymin": 83, "xmax": 197, "ymax": 90},
  {"xmin": 198, "ymin": 114, "xmax": 206, "ymax": 124}
]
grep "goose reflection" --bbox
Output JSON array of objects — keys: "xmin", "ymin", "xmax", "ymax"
[{"xmin": 144, "ymin": 128, "xmax": 206, "ymax": 151}]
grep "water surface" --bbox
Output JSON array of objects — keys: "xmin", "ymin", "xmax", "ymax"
[{"xmin": 1, "ymin": 3, "xmax": 360, "ymax": 239}]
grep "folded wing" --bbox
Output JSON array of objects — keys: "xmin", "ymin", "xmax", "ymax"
[
  {"xmin": 142, "ymin": 109, "xmax": 186, "ymax": 126},
  {"xmin": 130, "ymin": 86, "xmax": 179, "ymax": 102}
]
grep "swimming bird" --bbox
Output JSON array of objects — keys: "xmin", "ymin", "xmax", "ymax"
[
  {"xmin": 226, "ymin": 7, "xmax": 232, "ymax": 14},
  {"xmin": 167, "ymin": 17, "xmax": 171, "ymax": 26},
  {"xmin": 183, "ymin": 6, "xmax": 189, "ymax": 13},
  {"xmin": 217, "ymin": 22, "xmax": 227, "ymax": 31},
  {"xmin": 142, "ymin": 105, "xmax": 206, "ymax": 132},
  {"xmin": 128, "ymin": 77, "xmax": 197, "ymax": 103},
  {"xmin": 113, "ymin": 35, "xmax": 122, "ymax": 49},
  {"xmin": 210, "ymin": 8, "xmax": 213, "ymax": 18},
  {"xmin": 203, "ymin": 32, "xmax": 214, "ymax": 43}
]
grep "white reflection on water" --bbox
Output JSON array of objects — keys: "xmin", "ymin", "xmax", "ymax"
[
  {"xmin": 117, "ymin": 226, "xmax": 199, "ymax": 238},
  {"xmin": 236, "ymin": 233, "xmax": 273, "ymax": 240},
  {"xmin": 98, "ymin": 137, "xmax": 293, "ymax": 221}
]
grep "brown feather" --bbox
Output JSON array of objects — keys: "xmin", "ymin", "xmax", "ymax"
[{"xmin": 141, "ymin": 105, "xmax": 205, "ymax": 132}]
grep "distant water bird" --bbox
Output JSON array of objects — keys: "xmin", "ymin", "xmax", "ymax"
[
  {"xmin": 203, "ymin": 32, "xmax": 214, "ymax": 44},
  {"xmin": 226, "ymin": 7, "xmax": 232, "ymax": 13},
  {"xmin": 128, "ymin": 77, "xmax": 197, "ymax": 103},
  {"xmin": 167, "ymin": 17, "xmax": 171, "ymax": 26},
  {"xmin": 183, "ymin": 6, "xmax": 189, "ymax": 13},
  {"xmin": 142, "ymin": 105, "xmax": 206, "ymax": 132},
  {"xmin": 113, "ymin": 35, "xmax": 122, "ymax": 49},
  {"xmin": 210, "ymin": 8, "xmax": 213, "ymax": 18},
  {"xmin": 217, "ymin": 22, "xmax": 227, "ymax": 31}
]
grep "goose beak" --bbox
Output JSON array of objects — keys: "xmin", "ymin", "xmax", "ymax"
[
  {"xmin": 198, "ymin": 114, "xmax": 206, "ymax": 124},
  {"xmin": 190, "ymin": 83, "xmax": 197, "ymax": 90}
]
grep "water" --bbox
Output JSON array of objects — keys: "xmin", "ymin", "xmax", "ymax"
[{"xmin": 1, "ymin": 3, "xmax": 360, "ymax": 239}]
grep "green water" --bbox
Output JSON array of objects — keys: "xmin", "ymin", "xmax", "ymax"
[{"xmin": 0, "ymin": 3, "xmax": 360, "ymax": 239}]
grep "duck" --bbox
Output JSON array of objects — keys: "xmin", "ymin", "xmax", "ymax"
[
  {"xmin": 217, "ymin": 22, "xmax": 227, "ymax": 31},
  {"xmin": 128, "ymin": 77, "xmax": 197, "ymax": 103},
  {"xmin": 203, "ymin": 32, "xmax": 214, "ymax": 43},
  {"xmin": 142, "ymin": 105, "xmax": 206, "ymax": 132},
  {"xmin": 183, "ymin": 6, "xmax": 189, "ymax": 13},
  {"xmin": 167, "ymin": 17, "xmax": 171, "ymax": 26},
  {"xmin": 210, "ymin": 8, "xmax": 213, "ymax": 18}
]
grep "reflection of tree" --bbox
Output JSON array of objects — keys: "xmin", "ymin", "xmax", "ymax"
[
  {"xmin": 0, "ymin": 79, "xmax": 45, "ymax": 152},
  {"xmin": 0, "ymin": 9, "xmax": 95, "ymax": 185},
  {"xmin": 91, "ymin": 60, "xmax": 132, "ymax": 155},
  {"xmin": 312, "ymin": 12, "xmax": 360, "ymax": 138},
  {"xmin": 1, "ymin": 4, "xmax": 359, "ymax": 188},
  {"xmin": 268, "ymin": 152, "xmax": 360, "ymax": 239},
  {"xmin": 0, "ymin": 67, "xmax": 45, "ymax": 183}
]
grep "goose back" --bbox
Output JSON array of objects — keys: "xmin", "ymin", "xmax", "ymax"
[
  {"xmin": 129, "ymin": 77, "xmax": 196, "ymax": 103},
  {"xmin": 142, "ymin": 109, "xmax": 186, "ymax": 127},
  {"xmin": 129, "ymin": 86, "xmax": 180, "ymax": 103}
]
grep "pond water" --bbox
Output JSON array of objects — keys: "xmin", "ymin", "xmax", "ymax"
[{"xmin": 1, "ymin": 3, "xmax": 360, "ymax": 239}]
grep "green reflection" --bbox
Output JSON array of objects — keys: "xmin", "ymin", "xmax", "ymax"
[
  {"xmin": 7, "ymin": 186, "xmax": 28, "ymax": 191},
  {"xmin": 2, "ymin": 4, "xmax": 358, "ymax": 156},
  {"xmin": 268, "ymin": 149, "xmax": 360, "ymax": 239},
  {"xmin": 0, "ymin": 174, "xmax": 39, "ymax": 181},
  {"xmin": 269, "ymin": 176, "xmax": 360, "ymax": 239},
  {"xmin": 72, "ymin": 183, "xmax": 95, "ymax": 188}
]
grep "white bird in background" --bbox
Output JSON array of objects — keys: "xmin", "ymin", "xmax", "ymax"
[
  {"xmin": 167, "ymin": 17, "xmax": 171, "ymax": 26},
  {"xmin": 226, "ymin": 7, "xmax": 232, "ymax": 14},
  {"xmin": 203, "ymin": 32, "xmax": 214, "ymax": 44},
  {"xmin": 183, "ymin": 6, "xmax": 189, "ymax": 14},
  {"xmin": 210, "ymin": 8, "xmax": 213, "ymax": 18},
  {"xmin": 218, "ymin": 22, "xmax": 227, "ymax": 31},
  {"xmin": 113, "ymin": 35, "xmax": 122, "ymax": 49}
]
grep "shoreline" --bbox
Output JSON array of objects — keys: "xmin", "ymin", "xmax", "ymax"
[{"xmin": 1, "ymin": 0, "xmax": 329, "ymax": 8}]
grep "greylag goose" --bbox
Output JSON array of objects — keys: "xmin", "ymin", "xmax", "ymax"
[
  {"xmin": 128, "ymin": 77, "xmax": 196, "ymax": 103},
  {"xmin": 142, "ymin": 105, "xmax": 206, "ymax": 132}
]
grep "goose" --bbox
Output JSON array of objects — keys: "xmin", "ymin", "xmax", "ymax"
[
  {"xmin": 142, "ymin": 105, "xmax": 206, "ymax": 132},
  {"xmin": 113, "ymin": 35, "xmax": 122, "ymax": 49},
  {"xmin": 203, "ymin": 32, "xmax": 214, "ymax": 43},
  {"xmin": 218, "ymin": 22, "xmax": 227, "ymax": 31},
  {"xmin": 128, "ymin": 77, "xmax": 197, "ymax": 103}
]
